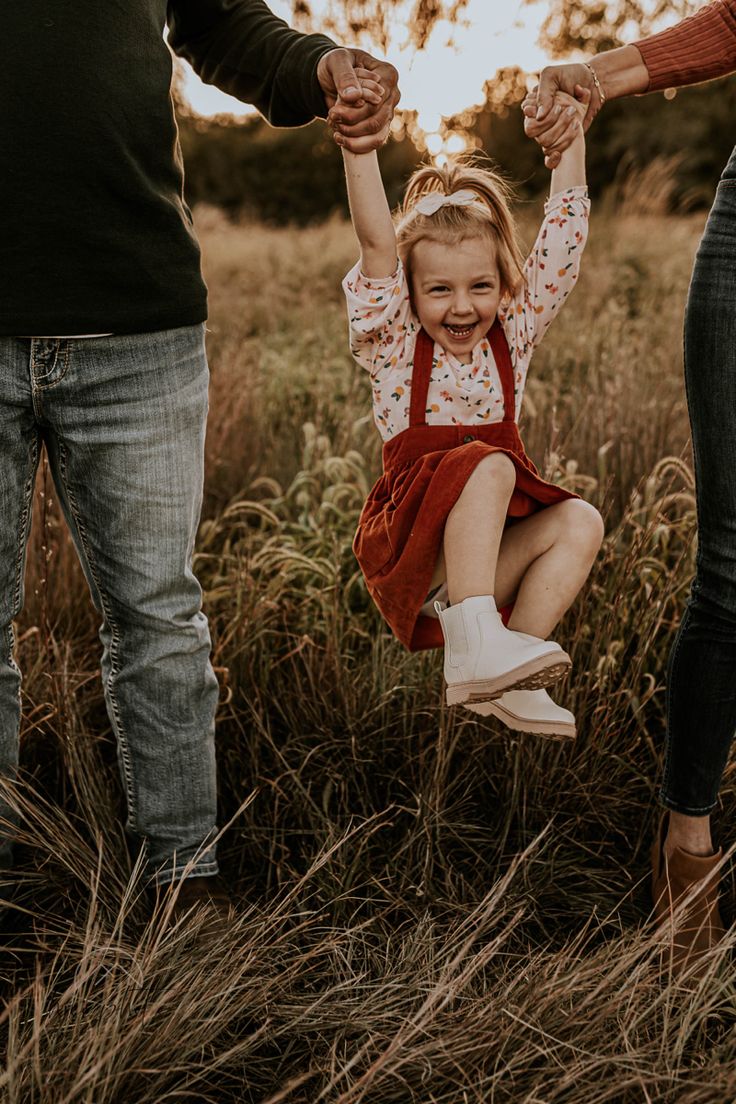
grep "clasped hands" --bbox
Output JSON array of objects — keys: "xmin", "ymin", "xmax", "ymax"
[
  {"xmin": 317, "ymin": 48, "xmax": 400, "ymax": 153},
  {"xmin": 317, "ymin": 49, "xmax": 603, "ymax": 164},
  {"xmin": 522, "ymin": 63, "xmax": 605, "ymax": 168}
]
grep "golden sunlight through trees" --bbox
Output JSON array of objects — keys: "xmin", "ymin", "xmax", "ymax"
[
  {"xmin": 533, "ymin": 0, "xmax": 697, "ymax": 57},
  {"xmin": 290, "ymin": 0, "xmax": 471, "ymax": 50}
]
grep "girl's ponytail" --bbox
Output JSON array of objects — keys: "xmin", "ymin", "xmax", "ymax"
[{"xmin": 396, "ymin": 157, "xmax": 526, "ymax": 296}]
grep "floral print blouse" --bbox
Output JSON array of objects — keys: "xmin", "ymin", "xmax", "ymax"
[{"xmin": 342, "ymin": 186, "xmax": 590, "ymax": 440}]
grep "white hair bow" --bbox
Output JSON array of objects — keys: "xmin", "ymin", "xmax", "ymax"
[{"xmin": 413, "ymin": 189, "xmax": 483, "ymax": 216}]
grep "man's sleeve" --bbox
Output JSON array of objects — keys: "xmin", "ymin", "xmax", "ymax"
[{"xmin": 167, "ymin": 0, "xmax": 339, "ymax": 126}]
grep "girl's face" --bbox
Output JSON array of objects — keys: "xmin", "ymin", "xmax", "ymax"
[{"xmin": 410, "ymin": 236, "xmax": 502, "ymax": 364}]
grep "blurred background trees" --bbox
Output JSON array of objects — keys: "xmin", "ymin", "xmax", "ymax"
[
  {"xmin": 534, "ymin": 0, "xmax": 696, "ymax": 55},
  {"xmin": 177, "ymin": 0, "xmax": 733, "ymax": 223},
  {"xmin": 288, "ymin": 0, "xmax": 472, "ymax": 50}
]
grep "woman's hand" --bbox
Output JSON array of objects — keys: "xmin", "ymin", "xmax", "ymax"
[
  {"xmin": 522, "ymin": 63, "xmax": 603, "ymax": 169},
  {"xmin": 523, "ymin": 87, "xmax": 591, "ymax": 166},
  {"xmin": 317, "ymin": 49, "xmax": 401, "ymax": 153}
]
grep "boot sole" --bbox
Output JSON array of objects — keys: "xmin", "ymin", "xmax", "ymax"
[
  {"xmin": 445, "ymin": 654, "xmax": 571, "ymax": 706},
  {"xmin": 466, "ymin": 699, "xmax": 576, "ymax": 739}
]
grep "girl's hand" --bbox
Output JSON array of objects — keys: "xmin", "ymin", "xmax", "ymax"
[
  {"xmin": 522, "ymin": 63, "xmax": 600, "ymax": 169},
  {"xmin": 523, "ymin": 87, "xmax": 591, "ymax": 168},
  {"xmin": 554, "ymin": 89, "xmax": 589, "ymax": 123},
  {"xmin": 319, "ymin": 52, "xmax": 401, "ymax": 153},
  {"xmin": 333, "ymin": 67, "xmax": 385, "ymax": 108},
  {"xmin": 328, "ymin": 66, "xmax": 397, "ymax": 153}
]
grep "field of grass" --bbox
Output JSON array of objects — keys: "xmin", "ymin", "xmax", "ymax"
[{"xmin": 4, "ymin": 203, "xmax": 736, "ymax": 1102}]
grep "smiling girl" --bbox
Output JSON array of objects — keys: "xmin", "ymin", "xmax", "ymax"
[{"xmin": 339, "ymin": 85, "xmax": 603, "ymax": 739}]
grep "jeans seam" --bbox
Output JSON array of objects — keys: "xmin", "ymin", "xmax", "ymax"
[
  {"xmin": 30, "ymin": 341, "xmax": 72, "ymax": 390},
  {"xmin": 11, "ymin": 436, "xmax": 39, "ymax": 620},
  {"xmin": 55, "ymin": 439, "xmax": 140, "ymax": 828},
  {"xmin": 661, "ymin": 602, "xmax": 690, "ymax": 804},
  {"xmin": 659, "ymin": 794, "xmax": 716, "ymax": 816},
  {"xmin": 2, "ymin": 435, "xmax": 40, "ymax": 726}
]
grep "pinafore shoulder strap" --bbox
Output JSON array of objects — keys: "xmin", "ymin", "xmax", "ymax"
[
  {"xmin": 410, "ymin": 321, "xmax": 516, "ymax": 427},
  {"xmin": 409, "ymin": 328, "xmax": 434, "ymax": 427},
  {"xmin": 488, "ymin": 318, "xmax": 517, "ymax": 423}
]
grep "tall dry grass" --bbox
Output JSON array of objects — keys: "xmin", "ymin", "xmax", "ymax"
[{"xmin": 4, "ymin": 202, "xmax": 734, "ymax": 1102}]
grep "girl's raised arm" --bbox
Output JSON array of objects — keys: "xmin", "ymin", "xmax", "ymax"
[
  {"xmin": 548, "ymin": 90, "xmax": 589, "ymax": 194},
  {"xmin": 342, "ymin": 149, "xmax": 398, "ymax": 278}
]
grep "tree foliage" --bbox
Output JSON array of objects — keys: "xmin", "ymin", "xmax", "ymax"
[
  {"xmin": 529, "ymin": 0, "xmax": 699, "ymax": 57},
  {"xmin": 179, "ymin": 0, "xmax": 734, "ymax": 223},
  {"xmin": 178, "ymin": 111, "xmax": 422, "ymax": 223},
  {"xmin": 179, "ymin": 64, "xmax": 735, "ymax": 224},
  {"xmin": 290, "ymin": 0, "xmax": 470, "ymax": 50},
  {"xmin": 290, "ymin": 0, "xmax": 702, "ymax": 54}
]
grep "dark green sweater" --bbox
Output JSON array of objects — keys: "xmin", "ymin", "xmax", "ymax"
[{"xmin": 1, "ymin": 2, "xmax": 336, "ymax": 335}]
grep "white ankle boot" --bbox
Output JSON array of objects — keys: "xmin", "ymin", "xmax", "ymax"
[
  {"xmin": 466, "ymin": 688, "xmax": 576, "ymax": 739},
  {"xmin": 435, "ymin": 595, "xmax": 571, "ymax": 706}
]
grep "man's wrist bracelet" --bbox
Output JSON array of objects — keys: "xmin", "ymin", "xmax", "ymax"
[{"xmin": 584, "ymin": 62, "xmax": 606, "ymax": 106}]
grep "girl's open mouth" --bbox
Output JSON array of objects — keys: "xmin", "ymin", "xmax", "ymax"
[{"xmin": 443, "ymin": 322, "xmax": 477, "ymax": 339}]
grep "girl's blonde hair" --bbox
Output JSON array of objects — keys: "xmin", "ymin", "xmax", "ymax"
[{"xmin": 396, "ymin": 157, "xmax": 525, "ymax": 297}]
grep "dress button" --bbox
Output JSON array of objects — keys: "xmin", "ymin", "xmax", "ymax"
[{"xmin": 463, "ymin": 434, "xmax": 475, "ymax": 444}]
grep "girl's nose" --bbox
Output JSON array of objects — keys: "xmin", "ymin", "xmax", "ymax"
[{"xmin": 451, "ymin": 294, "xmax": 473, "ymax": 315}]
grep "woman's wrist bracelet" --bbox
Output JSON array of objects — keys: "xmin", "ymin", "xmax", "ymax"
[{"xmin": 584, "ymin": 62, "xmax": 606, "ymax": 106}]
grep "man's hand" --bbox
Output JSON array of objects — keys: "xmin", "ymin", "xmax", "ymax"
[
  {"xmin": 521, "ymin": 63, "xmax": 602, "ymax": 169},
  {"xmin": 317, "ymin": 48, "xmax": 400, "ymax": 153}
]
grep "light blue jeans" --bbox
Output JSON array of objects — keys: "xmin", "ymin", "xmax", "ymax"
[{"xmin": 0, "ymin": 325, "xmax": 219, "ymax": 885}]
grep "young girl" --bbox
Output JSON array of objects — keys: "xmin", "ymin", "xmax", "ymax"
[{"xmin": 338, "ymin": 87, "xmax": 604, "ymax": 740}]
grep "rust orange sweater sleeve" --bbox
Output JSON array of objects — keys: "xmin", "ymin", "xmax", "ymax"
[{"xmin": 635, "ymin": 0, "xmax": 736, "ymax": 90}]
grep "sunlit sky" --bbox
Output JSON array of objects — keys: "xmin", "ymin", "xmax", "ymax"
[{"xmin": 181, "ymin": 0, "xmax": 553, "ymax": 132}]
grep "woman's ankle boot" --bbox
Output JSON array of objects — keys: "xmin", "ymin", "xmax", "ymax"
[{"xmin": 651, "ymin": 814, "xmax": 725, "ymax": 978}]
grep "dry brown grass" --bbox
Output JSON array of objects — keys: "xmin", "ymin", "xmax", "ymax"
[{"xmin": 3, "ymin": 204, "xmax": 733, "ymax": 1103}]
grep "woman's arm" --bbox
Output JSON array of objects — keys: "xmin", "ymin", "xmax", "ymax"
[
  {"xmin": 589, "ymin": 44, "xmax": 651, "ymax": 101},
  {"xmin": 341, "ymin": 149, "xmax": 398, "ymax": 278},
  {"xmin": 522, "ymin": 46, "xmax": 648, "ymax": 168},
  {"xmin": 634, "ymin": 0, "xmax": 736, "ymax": 93},
  {"xmin": 524, "ymin": 0, "xmax": 736, "ymax": 168}
]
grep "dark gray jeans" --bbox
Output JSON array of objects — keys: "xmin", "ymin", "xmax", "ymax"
[
  {"xmin": 663, "ymin": 146, "xmax": 736, "ymax": 816},
  {"xmin": 0, "ymin": 325, "xmax": 219, "ymax": 883}
]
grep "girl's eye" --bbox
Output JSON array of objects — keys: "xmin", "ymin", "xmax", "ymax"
[
  {"xmin": 474, "ymin": 282, "xmax": 494, "ymax": 290},
  {"xmin": 430, "ymin": 286, "xmax": 449, "ymax": 293}
]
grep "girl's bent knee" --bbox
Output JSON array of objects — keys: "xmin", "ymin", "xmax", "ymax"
[
  {"xmin": 476, "ymin": 451, "xmax": 516, "ymax": 488},
  {"xmin": 565, "ymin": 499, "xmax": 605, "ymax": 551}
]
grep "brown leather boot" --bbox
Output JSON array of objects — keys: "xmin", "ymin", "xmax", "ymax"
[
  {"xmin": 651, "ymin": 815, "xmax": 725, "ymax": 978},
  {"xmin": 152, "ymin": 874, "xmax": 236, "ymax": 930}
]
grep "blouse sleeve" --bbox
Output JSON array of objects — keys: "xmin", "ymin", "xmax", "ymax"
[
  {"xmin": 342, "ymin": 259, "xmax": 416, "ymax": 378},
  {"xmin": 501, "ymin": 185, "xmax": 590, "ymax": 362},
  {"xmin": 635, "ymin": 0, "xmax": 736, "ymax": 92}
]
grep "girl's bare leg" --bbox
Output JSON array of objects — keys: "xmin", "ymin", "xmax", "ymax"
[
  {"xmin": 433, "ymin": 496, "xmax": 603, "ymax": 633},
  {"xmin": 495, "ymin": 499, "xmax": 604, "ymax": 639},
  {"xmin": 438, "ymin": 453, "xmax": 517, "ymax": 605}
]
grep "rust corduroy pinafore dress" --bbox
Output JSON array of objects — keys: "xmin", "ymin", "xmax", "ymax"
[{"xmin": 353, "ymin": 319, "xmax": 579, "ymax": 652}]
